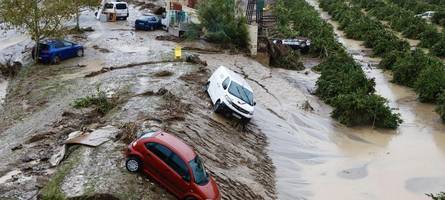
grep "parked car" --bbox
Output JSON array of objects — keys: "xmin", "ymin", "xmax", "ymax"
[
  {"xmin": 206, "ymin": 66, "xmax": 256, "ymax": 123},
  {"xmin": 135, "ymin": 15, "xmax": 162, "ymax": 31},
  {"xmin": 32, "ymin": 39, "xmax": 84, "ymax": 64},
  {"xmin": 415, "ymin": 11, "xmax": 435, "ymax": 19},
  {"xmin": 272, "ymin": 37, "xmax": 311, "ymax": 53},
  {"xmin": 103, "ymin": 1, "xmax": 129, "ymax": 20},
  {"xmin": 126, "ymin": 130, "xmax": 221, "ymax": 200}
]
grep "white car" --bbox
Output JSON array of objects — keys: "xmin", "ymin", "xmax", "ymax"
[
  {"xmin": 103, "ymin": 1, "xmax": 129, "ymax": 20},
  {"xmin": 415, "ymin": 11, "xmax": 435, "ymax": 19},
  {"xmin": 206, "ymin": 66, "xmax": 256, "ymax": 123}
]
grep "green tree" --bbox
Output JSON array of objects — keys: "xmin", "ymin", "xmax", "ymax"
[
  {"xmin": 197, "ymin": 0, "xmax": 249, "ymax": 48},
  {"xmin": 0, "ymin": 0, "xmax": 73, "ymax": 61},
  {"xmin": 415, "ymin": 62, "xmax": 445, "ymax": 103}
]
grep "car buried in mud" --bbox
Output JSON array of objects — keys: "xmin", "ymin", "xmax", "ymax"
[
  {"xmin": 126, "ymin": 130, "xmax": 221, "ymax": 200},
  {"xmin": 206, "ymin": 66, "xmax": 256, "ymax": 123}
]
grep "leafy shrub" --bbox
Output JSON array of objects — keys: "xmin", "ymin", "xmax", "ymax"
[
  {"xmin": 316, "ymin": 53, "xmax": 375, "ymax": 101},
  {"xmin": 73, "ymin": 87, "xmax": 115, "ymax": 115},
  {"xmin": 432, "ymin": 11, "xmax": 445, "ymax": 26},
  {"xmin": 184, "ymin": 23, "xmax": 202, "ymax": 41},
  {"xmin": 197, "ymin": 0, "xmax": 249, "ymax": 48},
  {"xmin": 271, "ymin": 50, "xmax": 305, "ymax": 70},
  {"xmin": 419, "ymin": 26, "xmax": 442, "ymax": 48},
  {"xmin": 378, "ymin": 51, "xmax": 403, "ymax": 70},
  {"xmin": 415, "ymin": 61, "xmax": 445, "ymax": 102},
  {"xmin": 331, "ymin": 93, "xmax": 402, "ymax": 128},
  {"xmin": 432, "ymin": 36, "xmax": 445, "ymax": 57},
  {"xmin": 392, "ymin": 50, "xmax": 429, "ymax": 87}
]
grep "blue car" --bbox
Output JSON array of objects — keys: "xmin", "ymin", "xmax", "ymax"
[
  {"xmin": 32, "ymin": 39, "xmax": 84, "ymax": 64},
  {"xmin": 135, "ymin": 15, "xmax": 162, "ymax": 31}
]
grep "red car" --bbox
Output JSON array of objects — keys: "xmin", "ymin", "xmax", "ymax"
[{"xmin": 125, "ymin": 130, "xmax": 221, "ymax": 200}]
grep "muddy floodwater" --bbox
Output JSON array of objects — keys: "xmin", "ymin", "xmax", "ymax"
[
  {"xmin": 1, "ymin": 1, "xmax": 445, "ymax": 200},
  {"xmin": 233, "ymin": 0, "xmax": 445, "ymax": 199}
]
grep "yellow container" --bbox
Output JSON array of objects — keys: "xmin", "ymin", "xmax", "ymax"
[{"xmin": 174, "ymin": 46, "xmax": 182, "ymax": 59}]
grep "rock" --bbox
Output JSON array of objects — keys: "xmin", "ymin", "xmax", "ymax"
[{"xmin": 49, "ymin": 145, "xmax": 66, "ymax": 167}]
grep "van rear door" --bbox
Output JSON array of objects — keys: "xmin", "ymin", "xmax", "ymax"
[{"xmin": 115, "ymin": 3, "xmax": 128, "ymax": 17}]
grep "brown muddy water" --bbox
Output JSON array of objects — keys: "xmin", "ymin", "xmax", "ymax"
[{"xmin": 1, "ymin": 1, "xmax": 445, "ymax": 200}]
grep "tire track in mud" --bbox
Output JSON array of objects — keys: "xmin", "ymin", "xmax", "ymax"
[{"xmin": 166, "ymin": 68, "xmax": 277, "ymax": 200}]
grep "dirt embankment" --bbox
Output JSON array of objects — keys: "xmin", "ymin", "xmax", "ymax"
[{"xmin": 0, "ymin": 57, "xmax": 276, "ymax": 200}]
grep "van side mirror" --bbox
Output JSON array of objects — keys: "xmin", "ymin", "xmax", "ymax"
[{"xmin": 254, "ymin": 101, "xmax": 257, "ymax": 106}]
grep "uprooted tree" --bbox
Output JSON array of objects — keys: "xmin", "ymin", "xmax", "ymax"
[
  {"xmin": 0, "ymin": 0, "xmax": 73, "ymax": 62},
  {"xmin": 197, "ymin": 0, "xmax": 249, "ymax": 49}
]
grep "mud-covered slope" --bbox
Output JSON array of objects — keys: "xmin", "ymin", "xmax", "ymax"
[{"xmin": 0, "ymin": 6, "xmax": 276, "ymax": 198}]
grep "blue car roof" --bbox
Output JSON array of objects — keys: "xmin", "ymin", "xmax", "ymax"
[{"xmin": 40, "ymin": 39, "xmax": 74, "ymax": 45}]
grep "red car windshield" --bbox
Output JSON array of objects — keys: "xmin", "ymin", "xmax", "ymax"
[{"xmin": 189, "ymin": 156, "xmax": 209, "ymax": 185}]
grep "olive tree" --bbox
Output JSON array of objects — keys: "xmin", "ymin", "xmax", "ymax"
[{"xmin": 0, "ymin": 0, "xmax": 73, "ymax": 60}]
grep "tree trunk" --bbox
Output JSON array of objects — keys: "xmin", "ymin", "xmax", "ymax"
[{"xmin": 76, "ymin": 11, "xmax": 80, "ymax": 31}]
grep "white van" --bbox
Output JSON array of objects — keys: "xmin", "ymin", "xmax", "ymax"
[
  {"xmin": 206, "ymin": 66, "xmax": 256, "ymax": 122},
  {"xmin": 103, "ymin": 1, "xmax": 129, "ymax": 20}
]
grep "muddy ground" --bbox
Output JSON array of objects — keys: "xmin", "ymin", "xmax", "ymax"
[
  {"xmin": 0, "ymin": 4, "xmax": 275, "ymax": 200},
  {"xmin": 1, "ymin": 1, "xmax": 445, "ymax": 200}
]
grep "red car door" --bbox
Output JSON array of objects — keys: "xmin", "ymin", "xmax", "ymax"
[
  {"xmin": 163, "ymin": 152, "xmax": 191, "ymax": 196},
  {"xmin": 143, "ymin": 142, "xmax": 172, "ymax": 185}
]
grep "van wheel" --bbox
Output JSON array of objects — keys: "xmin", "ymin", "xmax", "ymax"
[
  {"xmin": 126, "ymin": 156, "xmax": 142, "ymax": 173},
  {"xmin": 214, "ymin": 100, "xmax": 223, "ymax": 113},
  {"xmin": 123, "ymin": 17, "xmax": 127, "ymax": 20},
  {"xmin": 77, "ymin": 49, "xmax": 84, "ymax": 57},
  {"xmin": 52, "ymin": 56, "xmax": 61, "ymax": 65}
]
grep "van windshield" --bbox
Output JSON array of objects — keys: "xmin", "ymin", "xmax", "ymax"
[
  {"xmin": 228, "ymin": 81, "xmax": 254, "ymax": 106},
  {"xmin": 104, "ymin": 3, "xmax": 114, "ymax": 9},
  {"xmin": 189, "ymin": 156, "xmax": 209, "ymax": 186},
  {"xmin": 116, "ymin": 3, "xmax": 127, "ymax": 9}
]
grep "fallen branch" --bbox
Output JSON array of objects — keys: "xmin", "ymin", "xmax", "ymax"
[{"xmin": 84, "ymin": 60, "xmax": 182, "ymax": 77}]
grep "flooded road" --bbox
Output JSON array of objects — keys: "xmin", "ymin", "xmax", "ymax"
[{"xmin": 209, "ymin": 0, "xmax": 445, "ymax": 199}]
